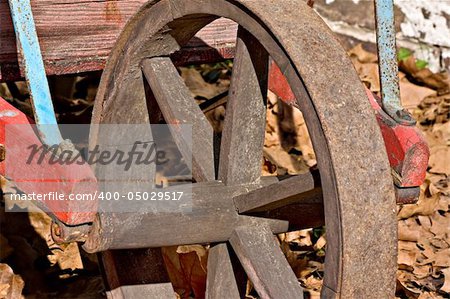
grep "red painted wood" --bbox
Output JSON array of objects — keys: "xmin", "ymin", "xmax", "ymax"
[
  {"xmin": 0, "ymin": 97, "xmax": 97, "ymax": 225},
  {"xmin": 268, "ymin": 62, "xmax": 296, "ymax": 105},
  {"xmin": 365, "ymin": 89, "xmax": 429, "ymax": 188},
  {"xmin": 267, "ymin": 76, "xmax": 429, "ymax": 189},
  {"xmin": 0, "ymin": 0, "xmax": 238, "ymax": 80}
]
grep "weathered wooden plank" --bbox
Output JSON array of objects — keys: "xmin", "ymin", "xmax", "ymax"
[
  {"xmin": 142, "ymin": 57, "xmax": 215, "ymax": 182},
  {"xmin": 233, "ymin": 171, "xmax": 321, "ymax": 213},
  {"xmin": 83, "ymin": 182, "xmax": 289, "ymax": 252},
  {"xmin": 107, "ymin": 284, "xmax": 176, "ymax": 299},
  {"xmin": 100, "ymin": 248, "xmax": 174, "ymax": 299},
  {"xmin": 218, "ymin": 26, "xmax": 268, "ymax": 185},
  {"xmin": 205, "ymin": 243, "xmax": 240, "ymax": 299},
  {"xmin": 229, "ymin": 225, "xmax": 304, "ymax": 299},
  {"xmin": 0, "ymin": 0, "xmax": 238, "ymax": 81}
]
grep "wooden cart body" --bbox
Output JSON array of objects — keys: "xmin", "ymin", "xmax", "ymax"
[
  {"xmin": 0, "ymin": 0, "xmax": 237, "ymax": 81},
  {"xmin": 0, "ymin": 1, "xmax": 430, "ymax": 297}
]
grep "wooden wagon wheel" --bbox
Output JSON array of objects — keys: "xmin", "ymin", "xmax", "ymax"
[{"xmin": 84, "ymin": 0, "xmax": 397, "ymax": 298}]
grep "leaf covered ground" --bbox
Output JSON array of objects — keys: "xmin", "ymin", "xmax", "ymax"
[{"xmin": 0, "ymin": 44, "xmax": 449, "ymax": 298}]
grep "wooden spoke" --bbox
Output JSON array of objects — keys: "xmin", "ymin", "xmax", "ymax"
[
  {"xmin": 233, "ymin": 171, "xmax": 321, "ymax": 213},
  {"xmin": 91, "ymin": 1, "xmax": 399, "ymax": 297},
  {"xmin": 100, "ymin": 249, "xmax": 175, "ymax": 298},
  {"xmin": 206, "ymin": 243, "xmax": 241, "ymax": 299},
  {"xmin": 84, "ymin": 182, "xmax": 289, "ymax": 252},
  {"xmin": 218, "ymin": 26, "xmax": 269, "ymax": 185},
  {"xmin": 107, "ymin": 284, "xmax": 176, "ymax": 298},
  {"xmin": 229, "ymin": 225, "xmax": 304, "ymax": 299},
  {"xmin": 142, "ymin": 57, "xmax": 215, "ymax": 182}
]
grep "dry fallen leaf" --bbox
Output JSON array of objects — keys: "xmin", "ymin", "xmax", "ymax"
[
  {"xmin": 398, "ymin": 191, "xmax": 440, "ymax": 219},
  {"xmin": 180, "ymin": 68, "xmax": 227, "ymax": 100},
  {"xmin": 162, "ymin": 245, "xmax": 208, "ymax": 299},
  {"xmin": 399, "ymin": 56, "xmax": 450, "ymax": 95},
  {"xmin": 303, "ymin": 276, "xmax": 323, "ymax": 292},
  {"xmin": 440, "ymin": 267, "xmax": 450, "ymax": 293},
  {"xmin": 413, "ymin": 265, "xmax": 430, "ymax": 280},
  {"xmin": 264, "ymin": 146, "xmax": 310, "ymax": 175},
  {"xmin": 284, "ymin": 230, "xmax": 313, "ymax": 247},
  {"xmin": 0, "ymin": 264, "xmax": 24, "ymax": 299},
  {"xmin": 429, "ymin": 147, "xmax": 450, "ymax": 175},
  {"xmin": 398, "ymin": 220, "xmax": 421, "ymax": 242},
  {"xmin": 400, "ymin": 77, "xmax": 437, "ymax": 109},
  {"xmin": 433, "ymin": 248, "xmax": 450, "ymax": 267},
  {"xmin": 348, "ymin": 44, "xmax": 378, "ymax": 64},
  {"xmin": 429, "ymin": 213, "xmax": 449, "ymax": 238},
  {"xmin": 313, "ymin": 235, "xmax": 326, "ymax": 251},
  {"xmin": 398, "ymin": 248, "xmax": 417, "ymax": 271},
  {"xmin": 0, "ymin": 43, "xmax": 448, "ymax": 298},
  {"xmin": 348, "ymin": 44, "xmax": 380, "ymax": 92}
]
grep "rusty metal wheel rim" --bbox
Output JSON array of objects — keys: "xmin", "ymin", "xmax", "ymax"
[{"xmin": 87, "ymin": 0, "xmax": 397, "ymax": 297}]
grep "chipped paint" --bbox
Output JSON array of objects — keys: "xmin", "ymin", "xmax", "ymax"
[
  {"xmin": 318, "ymin": 0, "xmax": 450, "ymax": 72},
  {"xmin": 443, "ymin": 50, "xmax": 450, "ymax": 58},
  {"xmin": 375, "ymin": 0, "xmax": 415, "ymax": 125},
  {"xmin": 0, "ymin": 110, "xmax": 18, "ymax": 118},
  {"xmin": 395, "ymin": 0, "xmax": 450, "ymax": 48},
  {"xmin": 395, "ymin": 0, "xmax": 450, "ymax": 71},
  {"xmin": 8, "ymin": 0, "xmax": 63, "ymax": 145}
]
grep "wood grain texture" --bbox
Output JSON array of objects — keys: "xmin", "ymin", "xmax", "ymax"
[
  {"xmin": 205, "ymin": 243, "xmax": 240, "ymax": 299},
  {"xmin": 84, "ymin": 182, "xmax": 289, "ymax": 252},
  {"xmin": 218, "ymin": 26, "xmax": 268, "ymax": 185},
  {"xmin": 233, "ymin": 171, "xmax": 320, "ymax": 213},
  {"xmin": 87, "ymin": 1, "xmax": 398, "ymax": 297},
  {"xmin": 229, "ymin": 225, "xmax": 304, "ymax": 299},
  {"xmin": 142, "ymin": 57, "xmax": 215, "ymax": 182},
  {"xmin": 0, "ymin": 0, "xmax": 238, "ymax": 81},
  {"xmin": 107, "ymin": 284, "xmax": 176, "ymax": 299}
]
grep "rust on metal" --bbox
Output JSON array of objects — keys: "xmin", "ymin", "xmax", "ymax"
[
  {"xmin": 374, "ymin": 0, "xmax": 416, "ymax": 126},
  {"xmin": 87, "ymin": 0, "xmax": 398, "ymax": 297},
  {"xmin": 51, "ymin": 220, "xmax": 91, "ymax": 243},
  {"xmin": 366, "ymin": 88, "xmax": 429, "ymax": 204},
  {"xmin": 395, "ymin": 186, "xmax": 421, "ymax": 205}
]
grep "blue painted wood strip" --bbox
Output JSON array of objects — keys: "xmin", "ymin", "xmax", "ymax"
[
  {"xmin": 9, "ymin": 0, "xmax": 63, "ymax": 145},
  {"xmin": 374, "ymin": 0, "xmax": 415, "ymax": 125}
]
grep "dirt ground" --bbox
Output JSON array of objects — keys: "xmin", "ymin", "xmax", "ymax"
[{"xmin": 0, "ymin": 44, "xmax": 449, "ymax": 298}]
